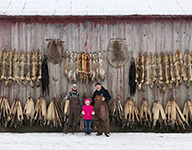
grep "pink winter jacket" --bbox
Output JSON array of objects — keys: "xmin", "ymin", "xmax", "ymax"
[{"xmin": 82, "ymin": 99, "xmax": 94, "ymax": 120}]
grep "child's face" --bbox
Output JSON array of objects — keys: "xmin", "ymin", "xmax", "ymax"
[{"xmin": 86, "ymin": 102, "xmax": 90, "ymax": 106}]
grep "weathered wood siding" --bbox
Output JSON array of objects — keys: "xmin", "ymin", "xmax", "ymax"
[{"xmin": 0, "ymin": 17, "xmax": 192, "ymax": 109}]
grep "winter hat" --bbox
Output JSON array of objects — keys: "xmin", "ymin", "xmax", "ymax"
[
  {"xmin": 72, "ymin": 84, "xmax": 77, "ymax": 88},
  {"xmin": 84, "ymin": 98, "xmax": 91, "ymax": 104},
  {"xmin": 95, "ymin": 82, "xmax": 101, "ymax": 86}
]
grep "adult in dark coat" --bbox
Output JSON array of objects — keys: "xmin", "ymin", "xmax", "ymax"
[{"xmin": 92, "ymin": 82, "xmax": 111, "ymax": 137}]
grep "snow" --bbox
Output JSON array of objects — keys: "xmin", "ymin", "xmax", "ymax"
[
  {"xmin": 0, "ymin": 132, "xmax": 191, "ymax": 150},
  {"xmin": 0, "ymin": 0, "xmax": 192, "ymax": 16}
]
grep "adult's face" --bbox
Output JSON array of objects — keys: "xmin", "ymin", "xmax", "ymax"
[{"xmin": 95, "ymin": 85, "xmax": 102, "ymax": 91}]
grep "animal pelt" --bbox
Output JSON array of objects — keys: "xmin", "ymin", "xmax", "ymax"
[
  {"xmin": 24, "ymin": 51, "xmax": 31, "ymax": 86},
  {"xmin": 148, "ymin": 52, "xmax": 155, "ymax": 89},
  {"xmin": 0, "ymin": 50, "xmax": 3, "ymax": 80},
  {"xmin": 91, "ymin": 52, "xmax": 98, "ymax": 82},
  {"xmin": 23, "ymin": 97, "xmax": 35, "ymax": 126},
  {"xmin": 34, "ymin": 97, "xmax": 47, "ymax": 126},
  {"xmin": 175, "ymin": 50, "xmax": 184, "ymax": 85},
  {"xmin": 168, "ymin": 52, "xmax": 176, "ymax": 89},
  {"xmin": 36, "ymin": 50, "xmax": 42, "ymax": 87},
  {"xmin": 123, "ymin": 97, "xmax": 140, "ymax": 129},
  {"xmin": 155, "ymin": 53, "xmax": 163, "ymax": 88},
  {"xmin": 84, "ymin": 53, "xmax": 90, "ymax": 84},
  {"xmin": 72, "ymin": 52, "xmax": 77, "ymax": 82},
  {"xmin": 135, "ymin": 52, "xmax": 144, "ymax": 90},
  {"xmin": 63, "ymin": 99, "xmax": 69, "ymax": 124},
  {"xmin": 47, "ymin": 40, "xmax": 63, "ymax": 64},
  {"xmin": 67, "ymin": 52, "xmax": 76, "ymax": 82},
  {"xmin": 89, "ymin": 53, "xmax": 93, "ymax": 80},
  {"xmin": 140, "ymin": 98, "xmax": 152, "ymax": 127},
  {"xmin": 109, "ymin": 96, "xmax": 124, "ymax": 125},
  {"xmin": 64, "ymin": 50, "xmax": 70, "ymax": 77},
  {"xmin": 160, "ymin": 52, "xmax": 166, "ymax": 93},
  {"xmin": 129, "ymin": 57, "xmax": 136, "ymax": 97},
  {"xmin": 5, "ymin": 99, "xmax": 23, "ymax": 129},
  {"xmin": 75, "ymin": 52, "xmax": 79, "ymax": 78},
  {"xmin": 81, "ymin": 52, "xmax": 86, "ymax": 82},
  {"xmin": 18, "ymin": 50, "xmax": 25, "ymax": 84},
  {"xmin": 165, "ymin": 99, "xmax": 189, "ymax": 130},
  {"xmin": 12, "ymin": 49, "xmax": 20, "ymax": 84},
  {"xmin": 41, "ymin": 56, "xmax": 49, "ymax": 96},
  {"xmin": 143, "ymin": 52, "xmax": 150, "ymax": 88},
  {"xmin": 183, "ymin": 99, "xmax": 192, "ymax": 125},
  {"xmin": 1, "ymin": 49, "xmax": 6, "ymax": 81},
  {"xmin": 98, "ymin": 52, "xmax": 105, "ymax": 81},
  {"xmin": 107, "ymin": 40, "xmax": 128, "ymax": 68},
  {"xmin": 47, "ymin": 98, "xmax": 63, "ymax": 128},
  {"xmin": 183, "ymin": 50, "xmax": 192, "ymax": 88},
  {"xmin": 0, "ymin": 97, "xmax": 10, "ymax": 126},
  {"xmin": 5, "ymin": 50, "xmax": 13, "ymax": 86},
  {"xmin": 165, "ymin": 52, "xmax": 170, "ymax": 85},
  {"xmin": 30, "ymin": 50, "xmax": 37, "ymax": 87},
  {"xmin": 78, "ymin": 52, "xmax": 83, "ymax": 82},
  {"xmin": 152, "ymin": 100, "xmax": 167, "ymax": 130}
]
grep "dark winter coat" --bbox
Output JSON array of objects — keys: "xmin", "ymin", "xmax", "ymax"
[{"xmin": 91, "ymin": 86, "xmax": 111, "ymax": 106}]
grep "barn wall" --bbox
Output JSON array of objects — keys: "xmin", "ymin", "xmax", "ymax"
[{"xmin": 0, "ymin": 17, "xmax": 192, "ymax": 109}]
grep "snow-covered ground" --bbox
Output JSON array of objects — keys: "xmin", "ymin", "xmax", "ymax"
[{"xmin": 0, "ymin": 132, "xmax": 191, "ymax": 150}]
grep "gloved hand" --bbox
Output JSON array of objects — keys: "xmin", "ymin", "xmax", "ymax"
[
  {"xmin": 82, "ymin": 111, "xmax": 85, "ymax": 115},
  {"xmin": 92, "ymin": 111, "xmax": 95, "ymax": 115},
  {"xmin": 101, "ymin": 97, "xmax": 105, "ymax": 101}
]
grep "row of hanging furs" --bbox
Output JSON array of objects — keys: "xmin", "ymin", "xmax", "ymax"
[
  {"xmin": 0, "ymin": 49, "xmax": 42, "ymax": 87},
  {"xmin": 109, "ymin": 97, "xmax": 192, "ymax": 131},
  {"xmin": 134, "ymin": 50, "xmax": 192, "ymax": 93},
  {"xmin": 0, "ymin": 96, "xmax": 65, "ymax": 129},
  {"xmin": 64, "ymin": 51, "xmax": 105, "ymax": 84}
]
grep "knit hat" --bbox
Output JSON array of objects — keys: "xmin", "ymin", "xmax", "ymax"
[
  {"xmin": 95, "ymin": 82, "xmax": 101, "ymax": 86},
  {"xmin": 84, "ymin": 98, "xmax": 91, "ymax": 104},
  {"xmin": 72, "ymin": 84, "xmax": 77, "ymax": 88}
]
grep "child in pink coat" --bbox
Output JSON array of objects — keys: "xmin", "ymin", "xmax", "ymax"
[{"xmin": 82, "ymin": 98, "xmax": 95, "ymax": 135}]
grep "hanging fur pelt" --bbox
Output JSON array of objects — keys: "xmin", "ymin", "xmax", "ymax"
[
  {"xmin": 0, "ymin": 50, "xmax": 3, "ymax": 80},
  {"xmin": 183, "ymin": 99, "xmax": 192, "ymax": 125},
  {"xmin": 0, "ymin": 97, "xmax": 10, "ymax": 126},
  {"xmin": 98, "ymin": 51, "xmax": 105, "ymax": 81},
  {"xmin": 152, "ymin": 100, "xmax": 167, "ymax": 130},
  {"xmin": 109, "ymin": 96, "xmax": 124, "ymax": 124},
  {"xmin": 64, "ymin": 50, "xmax": 70, "ymax": 77},
  {"xmin": 23, "ymin": 51, "xmax": 31, "ymax": 86},
  {"xmin": 123, "ymin": 97, "xmax": 140, "ymax": 129},
  {"xmin": 183, "ymin": 50, "xmax": 192, "ymax": 88},
  {"xmin": 168, "ymin": 52, "xmax": 176, "ymax": 89},
  {"xmin": 1, "ymin": 49, "xmax": 6, "ymax": 81},
  {"xmin": 19, "ymin": 50, "xmax": 25, "ymax": 85},
  {"xmin": 175, "ymin": 50, "xmax": 184, "ymax": 85},
  {"xmin": 165, "ymin": 99, "xmax": 189, "ymax": 130},
  {"xmin": 12, "ymin": 49, "xmax": 20, "ymax": 84},
  {"xmin": 143, "ymin": 52, "xmax": 150, "ymax": 91},
  {"xmin": 41, "ymin": 56, "xmax": 49, "ymax": 96},
  {"xmin": 135, "ymin": 52, "xmax": 144, "ymax": 90},
  {"xmin": 36, "ymin": 50, "xmax": 42, "ymax": 87},
  {"xmin": 129, "ymin": 57, "xmax": 136, "ymax": 97},
  {"xmin": 30, "ymin": 50, "xmax": 37, "ymax": 87},
  {"xmin": 84, "ymin": 53, "xmax": 90, "ymax": 84},
  {"xmin": 5, "ymin": 49, "xmax": 13, "ymax": 86},
  {"xmin": 160, "ymin": 52, "xmax": 166, "ymax": 92},
  {"xmin": 140, "ymin": 98, "xmax": 152, "ymax": 127},
  {"xmin": 89, "ymin": 53, "xmax": 93, "ymax": 80}
]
